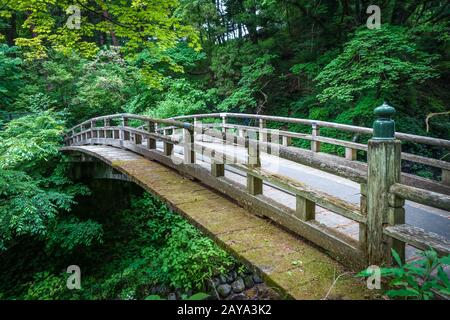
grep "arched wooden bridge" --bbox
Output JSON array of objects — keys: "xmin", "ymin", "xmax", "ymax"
[{"xmin": 62, "ymin": 106, "xmax": 450, "ymax": 299}]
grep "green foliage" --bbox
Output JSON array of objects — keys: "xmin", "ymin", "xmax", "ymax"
[
  {"xmin": 147, "ymin": 78, "xmax": 217, "ymax": 118},
  {"xmin": 358, "ymin": 249, "xmax": 450, "ymax": 300},
  {"xmin": 145, "ymin": 292, "xmax": 209, "ymax": 300},
  {"xmin": 315, "ymin": 25, "xmax": 439, "ymax": 103},
  {"xmin": 23, "ymin": 272, "xmax": 69, "ymax": 300},
  {"xmin": 0, "ymin": 111, "xmax": 64, "ymax": 170},
  {"xmin": 0, "ymin": 45, "xmax": 23, "ymax": 109},
  {"xmin": 0, "ymin": 111, "xmax": 90, "ymax": 251},
  {"xmin": 93, "ymin": 194, "xmax": 234, "ymax": 296},
  {"xmin": 219, "ymin": 53, "xmax": 276, "ymax": 112},
  {"xmin": 46, "ymin": 217, "xmax": 103, "ymax": 252}
]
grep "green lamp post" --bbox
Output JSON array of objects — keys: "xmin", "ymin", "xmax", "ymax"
[{"xmin": 373, "ymin": 102, "xmax": 396, "ymax": 140}]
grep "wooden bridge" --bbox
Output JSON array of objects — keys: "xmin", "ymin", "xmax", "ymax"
[{"xmin": 62, "ymin": 104, "xmax": 450, "ymax": 299}]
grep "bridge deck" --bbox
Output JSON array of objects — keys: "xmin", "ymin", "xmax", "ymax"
[{"xmin": 63, "ymin": 145, "xmax": 375, "ymax": 300}]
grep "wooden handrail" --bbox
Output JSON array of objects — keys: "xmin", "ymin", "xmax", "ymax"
[
  {"xmin": 64, "ymin": 111, "xmax": 450, "ymax": 267},
  {"xmin": 390, "ymin": 183, "xmax": 450, "ymax": 212},
  {"xmin": 171, "ymin": 112, "xmax": 450, "ymax": 149}
]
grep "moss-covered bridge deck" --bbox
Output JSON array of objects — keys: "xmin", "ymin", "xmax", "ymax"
[{"xmin": 62, "ymin": 145, "xmax": 373, "ymax": 300}]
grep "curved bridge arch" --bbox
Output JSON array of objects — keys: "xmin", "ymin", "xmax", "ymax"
[{"xmin": 62, "ymin": 145, "xmax": 372, "ymax": 300}]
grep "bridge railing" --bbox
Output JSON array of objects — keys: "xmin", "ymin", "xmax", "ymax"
[
  {"xmin": 170, "ymin": 112, "xmax": 450, "ymax": 189},
  {"xmin": 64, "ymin": 105, "xmax": 450, "ymax": 269}
]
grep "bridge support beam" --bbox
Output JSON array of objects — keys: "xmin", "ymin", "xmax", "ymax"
[{"xmin": 442, "ymin": 169, "xmax": 450, "ymax": 186}]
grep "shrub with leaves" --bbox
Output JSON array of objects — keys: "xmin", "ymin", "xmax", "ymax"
[{"xmin": 358, "ymin": 249, "xmax": 450, "ymax": 300}]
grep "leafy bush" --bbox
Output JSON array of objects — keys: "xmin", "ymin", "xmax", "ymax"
[{"xmin": 358, "ymin": 249, "xmax": 450, "ymax": 300}]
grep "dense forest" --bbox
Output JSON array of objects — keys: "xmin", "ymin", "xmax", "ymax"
[{"xmin": 0, "ymin": 0, "xmax": 449, "ymax": 299}]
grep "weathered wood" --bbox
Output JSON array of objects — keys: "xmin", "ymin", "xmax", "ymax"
[
  {"xmin": 163, "ymin": 142, "xmax": 173, "ymax": 156},
  {"xmin": 259, "ymin": 119, "xmax": 267, "ymax": 143},
  {"xmin": 345, "ymin": 147, "xmax": 358, "ymax": 161},
  {"xmin": 311, "ymin": 123, "xmax": 320, "ymax": 153},
  {"xmin": 295, "ymin": 195, "xmax": 315, "ymax": 221},
  {"xmin": 183, "ymin": 129, "xmax": 195, "ymax": 164},
  {"xmin": 70, "ymin": 112, "xmax": 450, "ymax": 150},
  {"xmin": 282, "ymin": 135, "xmax": 291, "ymax": 146},
  {"xmin": 384, "ymin": 224, "xmax": 450, "ymax": 256},
  {"xmin": 235, "ymin": 164, "xmax": 366, "ymax": 223},
  {"xmin": 401, "ymin": 152, "xmax": 450, "ymax": 171},
  {"xmin": 443, "ymin": 169, "xmax": 450, "ymax": 186},
  {"xmin": 359, "ymin": 184, "xmax": 368, "ymax": 255},
  {"xmin": 211, "ymin": 162, "xmax": 225, "ymax": 177},
  {"xmin": 367, "ymin": 139, "xmax": 402, "ymax": 265},
  {"xmin": 147, "ymin": 121, "xmax": 156, "ymax": 149},
  {"xmin": 389, "ymin": 183, "xmax": 450, "ymax": 212}
]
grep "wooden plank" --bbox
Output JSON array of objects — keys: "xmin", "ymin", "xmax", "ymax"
[
  {"xmin": 390, "ymin": 183, "xmax": 450, "ymax": 212},
  {"xmin": 367, "ymin": 140, "xmax": 402, "ymax": 265},
  {"xmin": 401, "ymin": 152, "xmax": 450, "ymax": 170},
  {"xmin": 242, "ymin": 165, "xmax": 366, "ymax": 223},
  {"xmin": 295, "ymin": 195, "xmax": 315, "ymax": 221},
  {"xmin": 384, "ymin": 224, "xmax": 450, "ymax": 256}
]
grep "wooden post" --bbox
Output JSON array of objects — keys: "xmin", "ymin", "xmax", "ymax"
[
  {"xmin": 282, "ymin": 135, "xmax": 291, "ymax": 147},
  {"xmin": 104, "ymin": 118, "xmax": 110, "ymax": 139},
  {"xmin": 193, "ymin": 117, "xmax": 198, "ymax": 141},
  {"xmin": 246, "ymin": 134, "xmax": 263, "ymax": 195},
  {"xmin": 259, "ymin": 119, "xmax": 267, "ymax": 143},
  {"xmin": 359, "ymin": 183, "xmax": 368, "ymax": 254},
  {"xmin": 442, "ymin": 169, "xmax": 450, "ymax": 186},
  {"xmin": 345, "ymin": 147, "xmax": 357, "ymax": 160},
  {"xmin": 211, "ymin": 161, "xmax": 225, "ymax": 177},
  {"xmin": 367, "ymin": 103, "xmax": 401, "ymax": 265},
  {"xmin": 295, "ymin": 195, "xmax": 315, "ymax": 221},
  {"xmin": 238, "ymin": 128, "xmax": 244, "ymax": 138},
  {"xmin": 311, "ymin": 123, "xmax": 320, "ymax": 152},
  {"xmin": 119, "ymin": 117, "xmax": 127, "ymax": 140},
  {"xmin": 221, "ymin": 115, "xmax": 227, "ymax": 135},
  {"xmin": 387, "ymin": 193, "xmax": 406, "ymax": 265},
  {"xmin": 147, "ymin": 121, "xmax": 156, "ymax": 149},
  {"xmin": 80, "ymin": 124, "xmax": 85, "ymax": 141},
  {"xmin": 183, "ymin": 129, "xmax": 195, "ymax": 164},
  {"xmin": 135, "ymin": 133, "xmax": 142, "ymax": 145},
  {"xmin": 90, "ymin": 121, "xmax": 95, "ymax": 144},
  {"xmin": 164, "ymin": 142, "xmax": 173, "ymax": 156}
]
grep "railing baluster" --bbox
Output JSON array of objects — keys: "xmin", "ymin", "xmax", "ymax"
[
  {"xmin": 282, "ymin": 135, "xmax": 291, "ymax": 147},
  {"xmin": 359, "ymin": 183, "xmax": 368, "ymax": 254},
  {"xmin": 295, "ymin": 195, "xmax": 315, "ymax": 221},
  {"xmin": 345, "ymin": 147, "xmax": 357, "ymax": 160},
  {"xmin": 311, "ymin": 123, "xmax": 320, "ymax": 152},
  {"xmin": 183, "ymin": 128, "xmax": 195, "ymax": 164},
  {"xmin": 147, "ymin": 121, "xmax": 156, "ymax": 149},
  {"xmin": 442, "ymin": 169, "xmax": 450, "ymax": 186},
  {"xmin": 246, "ymin": 132, "xmax": 262, "ymax": 195},
  {"xmin": 259, "ymin": 119, "xmax": 267, "ymax": 143}
]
